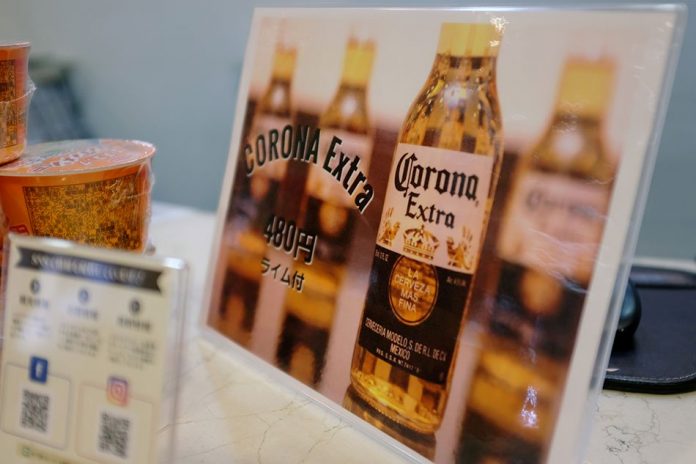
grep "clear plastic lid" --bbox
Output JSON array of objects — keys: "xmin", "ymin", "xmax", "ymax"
[{"xmin": 0, "ymin": 139, "xmax": 156, "ymax": 177}]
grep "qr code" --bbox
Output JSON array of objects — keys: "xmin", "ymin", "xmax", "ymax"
[
  {"xmin": 98, "ymin": 412, "xmax": 131, "ymax": 459},
  {"xmin": 20, "ymin": 389, "xmax": 49, "ymax": 434}
]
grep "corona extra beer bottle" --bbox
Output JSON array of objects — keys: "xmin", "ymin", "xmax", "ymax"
[
  {"xmin": 346, "ymin": 22, "xmax": 504, "ymax": 436},
  {"xmin": 457, "ymin": 58, "xmax": 616, "ymax": 463},
  {"xmin": 213, "ymin": 42, "xmax": 297, "ymax": 346},
  {"xmin": 275, "ymin": 35, "xmax": 375, "ymax": 385}
]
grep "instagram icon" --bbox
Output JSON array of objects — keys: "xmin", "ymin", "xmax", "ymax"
[{"xmin": 107, "ymin": 377, "xmax": 129, "ymax": 407}]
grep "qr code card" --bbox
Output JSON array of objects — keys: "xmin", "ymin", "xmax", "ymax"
[{"xmin": 0, "ymin": 235, "xmax": 186, "ymax": 463}]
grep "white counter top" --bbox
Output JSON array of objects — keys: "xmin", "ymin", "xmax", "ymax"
[{"xmin": 150, "ymin": 203, "xmax": 696, "ymax": 464}]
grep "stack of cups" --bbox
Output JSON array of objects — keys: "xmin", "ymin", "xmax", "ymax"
[
  {"xmin": 0, "ymin": 43, "xmax": 155, "ymax": 271},
  {"xmin": 0, "ymin": 42, "xmax": 35, "ymax": 164}
]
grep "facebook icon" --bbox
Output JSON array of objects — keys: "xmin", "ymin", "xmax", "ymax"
[{"xmin": 29, "ymin": 357, "xmax": 49, "ymax": 384}]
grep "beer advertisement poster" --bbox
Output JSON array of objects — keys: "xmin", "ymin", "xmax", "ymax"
[{"xmin": 203, "ymin": 7, "xmax": 684, "ymax": 463}]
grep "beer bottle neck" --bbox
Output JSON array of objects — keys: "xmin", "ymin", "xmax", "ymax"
[
  {"xmin": 260, "ymin": 46, "xmax": 296, "ymax": 117},
  {"xmin": 436, "ymin": 23, "xmax": 501, "ymax": 59},
  {"xmin": 271, "ymin": 46, "xmax": 296, "ymax": 82},
  {"xmin": 338, "ymin": 39, "xmax": 375, "ymax": 89},
  {"xmin": 431, "ymin": 54, "xmax": 498, "ymax": 84},
  {"xmin": 553, "ymin": 59, "xmax": 613, "ymax": 120},
  {"xmin": 320, "ymin": 39, "xmax": 374, "ymax": 133}
]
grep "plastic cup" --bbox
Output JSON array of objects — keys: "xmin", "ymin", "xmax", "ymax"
[
  {"xmin": 0, "ymin": 139, "xmax": 155, "ymax": 257},
  {"xmin": 0, "ymin": 42, "xmax": 33, "ymax": 164}
]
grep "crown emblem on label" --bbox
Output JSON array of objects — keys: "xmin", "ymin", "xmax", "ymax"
[
  {"xmin": 447, "ymin": 226, "xmax": 474, "ymax": 270},
  {"xmin": 403, "ymin": 224, "xmax": 439, "ymax": 260},
  {"xmin": 378, "ymin": 208, "xmax": 401, "ymax": 247}
]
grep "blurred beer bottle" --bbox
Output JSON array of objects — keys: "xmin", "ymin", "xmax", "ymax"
[
  {"xmin": 457, "ymin": 58, "xmax": 616, "ymax": 463},
  {"xmin": 346, "ymin": 21, "xmax": 504, "ymax": 443},
  {"xmin": 275, "ymin": 35, "xmax": 376, "ymax": 385},
  {"xmin": 214, "ymin": 40, "xmax": 297, "ymax": 346}
]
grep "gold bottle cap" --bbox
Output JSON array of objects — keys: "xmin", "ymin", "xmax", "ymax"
[
  {"xmin": 437, "ymin": 23, "xmax": 502, "ymax": 58},
  {"xmin": 271, "ymin": 44, "xmax": 297, "ymax": 80},
  {"xmin": 342, "ymin": 37, "xmax": 376, "ymax": 87},
  {"xmin": 557, "ymin": 58, "xmax": 615, "ymax": 118}
]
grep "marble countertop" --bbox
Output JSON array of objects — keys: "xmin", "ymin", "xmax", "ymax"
[{"xmin": 149, "ymin": 203, "xmax": 696, "ymax": 464}]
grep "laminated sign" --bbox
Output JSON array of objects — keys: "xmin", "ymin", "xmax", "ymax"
[
  {"xmin": 204, "ymin": 7, "xmax": 684, "ymax": 464},
  {"xmin": 0, "ymin": 235, "xmax": 187, "ymax": 464}
]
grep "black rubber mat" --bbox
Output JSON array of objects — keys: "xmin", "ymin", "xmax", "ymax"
[{"xmin": 604, "ymin": 266, "xmax": 696, "ymax": 394}]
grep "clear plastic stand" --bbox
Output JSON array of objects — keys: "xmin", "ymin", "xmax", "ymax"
[{"xmin": 0, "ymin": 234, "xmax": 187, "ymax": 464}]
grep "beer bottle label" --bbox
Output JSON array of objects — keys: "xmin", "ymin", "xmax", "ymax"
[
  {"xmin": 358, "ymin": 143, "xmax": 493, "ymax": 384},
  {"xmin": 498, "ymin": 171, "xmax": 609, "ymax": 284}
]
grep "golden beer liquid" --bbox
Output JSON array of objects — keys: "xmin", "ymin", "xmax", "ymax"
[{"xmin": 348, "ymin": 23, "xmax": 504, "ymax": 435}]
